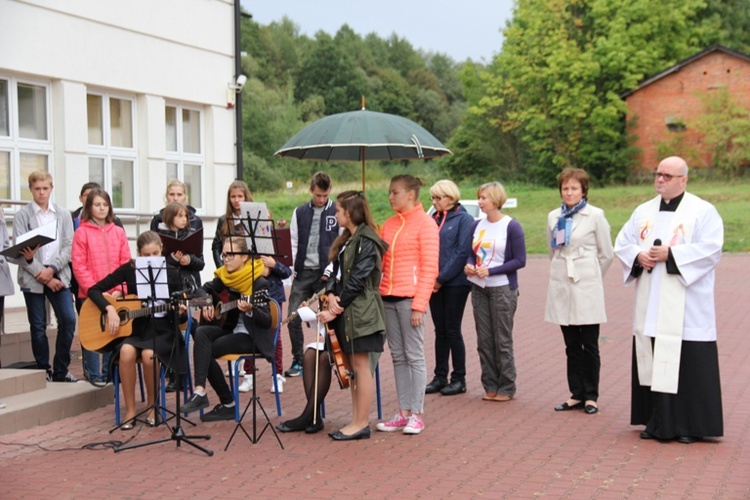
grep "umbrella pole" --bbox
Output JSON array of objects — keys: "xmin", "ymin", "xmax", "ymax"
[{"xmin": 361, "ymin": 147, "xmax": 366, "ymax": 194}]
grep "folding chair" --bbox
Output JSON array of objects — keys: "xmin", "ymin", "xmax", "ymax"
[
  {"xmin": 217, "ymin": 298, "xmax": 283, "ymax": 422},
  {"xmin": 112, "ymin": 360, "xmax": 146, "ymax": 426}
]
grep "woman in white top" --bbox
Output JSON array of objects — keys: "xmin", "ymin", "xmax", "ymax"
[{"xmin": 464, "ymin": 182, "xmax": 526, "ymax": 402}]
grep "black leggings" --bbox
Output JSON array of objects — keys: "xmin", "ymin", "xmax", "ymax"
[
  {"xmin": 193, "ymin": 325, "xmax": 257, "ymax": 405},
  {"xmin": 281, "ymin": 348, "xmax": 332, "ymax": 430}
]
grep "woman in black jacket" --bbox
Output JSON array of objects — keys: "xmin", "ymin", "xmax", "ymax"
[{"xmin": 425, "ymin": 180, "xmax": 475, "ymax": 396}]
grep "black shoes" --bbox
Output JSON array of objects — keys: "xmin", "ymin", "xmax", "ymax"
[
  {"xmin": 640, "ymin": 430, "xmax": 700, "ymax": 443},
  {"xmin": 200, "ymin": 403, "xmax": 235, "ymax": 422},
  {"xmin": 425, "ymin": 378, "xmax": 447, "ymax": 394},
  {"xmin": 584, "ymin": 404, "xmax": 599, "ymax": 414},
  {"xmin": 440, "ymin": 380, "xmax": 466, "ymax": 396},
  {"xmin": 277, "ymin": 418, "xmax": 326, "ymax": 433},
  {"xmin": 554, "ymin": 401, "xmax": 584, "ymax": 411},
  {"xmin": 305, "ymin": 419, "xmax": 325, "ymax": 434},
  {"xmin": 330, "ymin": 426, "xmax": 371, "ymax": 441},
  {"xmin": 677, "ymin": 436, "xmax": 700, "ymax": 444},
  {"xmin": 182, "ymin": 393, "xmax": 209, "ymax": 413}
]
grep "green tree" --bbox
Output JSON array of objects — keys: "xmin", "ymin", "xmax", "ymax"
[
  {"xmin": 698, "ymin": 0, "xmax": 750, "ymax": 54},
  {"xmin": 366, "ymin": 68, "xmax": 414, "ymax": 117},
  {"xmin": 470, "ymin": 0, "xmax": 712, "ymax": 184},
  {"xmin": 696, "ymin": 87, "xmax": 750, "ymax": 177},
  {"xmin": 294, "ymin": 32, "xmax": 368, "ymax": 114}
]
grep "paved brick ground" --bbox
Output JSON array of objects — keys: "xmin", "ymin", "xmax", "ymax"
[{"xmin": 1, "ymin": 255, "xmax": 748, "ymax": 499}]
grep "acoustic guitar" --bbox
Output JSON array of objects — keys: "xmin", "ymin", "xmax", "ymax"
[
  {"xmin": 210, "ymin": 288, "xmax": 270, "ymax": 326},
  {"xmin": 79, "ymin": 294, "xmax": 210, "ymax": 351}
]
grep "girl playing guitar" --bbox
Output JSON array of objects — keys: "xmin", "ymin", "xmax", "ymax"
[{"xmin": 87, "ymin": 231, "xmax": 186, "ymax": 429}]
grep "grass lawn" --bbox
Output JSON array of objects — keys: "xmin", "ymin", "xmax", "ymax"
[{"xmin": 259, "ymin": 179, "xmax": 750, "ymax": 254}]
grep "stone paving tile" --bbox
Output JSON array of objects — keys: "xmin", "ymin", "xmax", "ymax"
[{"xmin": 0, "ymin": 255, "xmax": 748, "ymax": 498}]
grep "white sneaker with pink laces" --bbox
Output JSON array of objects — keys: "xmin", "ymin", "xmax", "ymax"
[
  {"xmin": 403, "ymin": 413, "xmax": 425, "ymax": 435},
  {"xmin": 376, "ymin": 411, "xmax": 409, "ymax": 432}
]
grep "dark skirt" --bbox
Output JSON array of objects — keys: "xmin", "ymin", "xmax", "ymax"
[
  {"xmin": 330, "ymin": 315, "xmax": 384, "ymax": 354},
  {"xmin": 631, "ymin": 338, "xmax": 723, "ymax": 438},
  {"xmin": 114, "ymin": 316, "xmax": 186, "ymax": 374}
]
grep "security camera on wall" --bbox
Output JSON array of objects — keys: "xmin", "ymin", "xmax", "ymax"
[
  {"xmin": 234, "ymin": 74, "xmax": 247, "ymax": 92},
  {"xmin": 227, "ymin": 74, "xmax": 248, "ymax": 108}
]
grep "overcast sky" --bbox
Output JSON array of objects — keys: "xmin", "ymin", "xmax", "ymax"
[{"xmin": 241, "ymin": 0, "xmax": 515, "ymax": 62}]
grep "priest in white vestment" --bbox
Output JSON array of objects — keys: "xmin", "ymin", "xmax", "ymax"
[{"xmin": 614, "ymin": 156, "xmax": 723, "ymax": 444}]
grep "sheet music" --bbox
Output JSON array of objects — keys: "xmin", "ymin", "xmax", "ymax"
[
  {"xmin": 239, "ymin": 201, "xmax": 275, "ymax": 255},
  {"xmin": 134, "ymin": 256, "xmax": 170, "ymax": 301}
]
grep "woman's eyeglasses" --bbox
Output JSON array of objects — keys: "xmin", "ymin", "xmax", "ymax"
[
  {"xmin": 220, "ymin": 253, "xmax": 238, "ymax": 261},
  {"xmin": 430, "ymin": 195, "xmax": 445, "ymax": 201}
]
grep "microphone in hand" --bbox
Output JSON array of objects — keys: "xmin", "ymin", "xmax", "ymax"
[{"xmin": 648, "ymin": 239, "xmax": 662, "ymax": 273}]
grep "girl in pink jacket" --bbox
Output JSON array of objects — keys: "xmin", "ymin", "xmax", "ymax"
[
  {"xmin": 377, "ymin": 175, "xmax": 439, "ymax": 435},
  {"xmin": 72, "ymin": 188, "xmax": 131, "ymax": 383}
]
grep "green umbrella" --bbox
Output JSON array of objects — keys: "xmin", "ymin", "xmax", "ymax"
[{"xmin": 274, "ymin": 106, "xmax": 451, "ymax": 192}]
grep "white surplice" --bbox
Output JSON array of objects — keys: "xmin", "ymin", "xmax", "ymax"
[{"xmin": 614, "ymin": 192, "xmax": 723, "ymax": 393}]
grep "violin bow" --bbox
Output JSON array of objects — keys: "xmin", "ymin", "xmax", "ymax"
[{"xmin": 312, "ymin": 296, "xmax": 329, "ymax": 426}]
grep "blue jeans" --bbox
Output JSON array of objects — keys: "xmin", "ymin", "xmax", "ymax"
[
  {"xmin": 82, "ymin": 347, "xmax": 111, "ymax": 381},
  {"xmin": 23, "ymin": 287, "xmax": 77, "ymax": 378}
]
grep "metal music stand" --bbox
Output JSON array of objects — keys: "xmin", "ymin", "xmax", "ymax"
[
  {"xmin": 114, "ymin": 256, "xmax": 213, "ymax": 456},
  {"xmin": 223, "ymin": 206, "xmax": 284, "ymax": 448}
]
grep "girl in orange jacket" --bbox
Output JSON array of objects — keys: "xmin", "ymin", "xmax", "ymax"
[{"xmin": 376, "ymin": 175, "xmax": 439, "ymax": 435}]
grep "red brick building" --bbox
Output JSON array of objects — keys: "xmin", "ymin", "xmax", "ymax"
[{"xmin": 624, "ymin": 45, "xmax": 750, "ymax": 170}]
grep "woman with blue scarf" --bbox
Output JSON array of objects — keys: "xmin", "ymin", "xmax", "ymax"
[{"xmin": 545, "ymin": 168, "xmax": 613, "ymax": 415}]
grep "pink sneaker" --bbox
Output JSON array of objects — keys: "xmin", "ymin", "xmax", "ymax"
[
  {"xmin": 403, "ymin": 413, "xmax": 425, "ymax": 435},
  {"xmin": 376, "ymin": 411, "xmax": 409, "ymax": 432}
]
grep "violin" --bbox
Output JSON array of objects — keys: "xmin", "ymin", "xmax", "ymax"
[{"xmin": 320, "ymin": 295, "xmax": 354, "ymax": 389}]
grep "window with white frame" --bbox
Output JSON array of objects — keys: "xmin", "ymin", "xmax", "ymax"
[
  {"xmin": 0, "ymin": 75, "xmax": 52, "ymax": 203},
  {"xmin": 165, "ymin": 104, "xmax": 203, "ymax": 209},
  {"xmin": 86, "ymin": 92, "xmax": 137, "ymax": 209}
]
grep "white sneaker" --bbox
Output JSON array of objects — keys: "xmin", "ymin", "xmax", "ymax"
[
  {"xmin": 238, "ymin": 375, "xmax": 254, "ymax": 393},
  {"xmin": 270, "ymin": 374, "xmax": 286, "ymax": 393}
]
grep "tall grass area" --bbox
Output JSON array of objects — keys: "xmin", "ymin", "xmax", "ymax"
[{"xmin": 259, "ymin": 178, "xmax": 750, "ymax": 254}]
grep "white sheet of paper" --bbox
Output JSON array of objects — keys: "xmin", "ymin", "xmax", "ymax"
[
  {"xmin": 16, "ymin": 219, "xmax": 56, "ymax": 244},
  {"xmin": 466, "ymin": 274, "xmax": 486, "ymax": 288},
  {"xmin": 134, "ymin": 256, "xmax": 170, "ymax": 300},
  {"xmin": 239, "ymin": 201, "xmax": 275, "ymax": 255},
  {"xmin": 297, "ymin": 306, "xmax": 317, "ymax": 322}
]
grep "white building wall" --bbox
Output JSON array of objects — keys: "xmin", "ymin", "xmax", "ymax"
[{"xmin": 0, "ymin": 0, "xmax": 240, "ymax": 310}]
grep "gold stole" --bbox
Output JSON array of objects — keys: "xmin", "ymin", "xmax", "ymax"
[{"xmin": 633, "ymin": 194, "xmax": 697, "ymax": 394}]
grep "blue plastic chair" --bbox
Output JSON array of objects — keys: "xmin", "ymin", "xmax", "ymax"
[
  {"xmin": 218, "ymin": 298, "xmax": 283, "ymax": 421},
  {"xmin": 112, "ymin": 360, "xmax": 146, "ymax": 426}
]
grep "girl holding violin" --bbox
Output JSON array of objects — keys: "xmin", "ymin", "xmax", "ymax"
[{"xmin": 276, "ymin": 191, "xmax": 387, "ymax": 441}]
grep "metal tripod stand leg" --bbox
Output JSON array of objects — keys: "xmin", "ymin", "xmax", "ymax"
[{"xmin": 225, "ymin": 366, "xmax": 283, "ymax": 450}]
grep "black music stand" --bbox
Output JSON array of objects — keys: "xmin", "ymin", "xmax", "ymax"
[
  {"xmin": 114, "ymin": 257, "xmax": 213, "ymax": 456},
  {"xmin": 223, "ymin": 206, "xmax": 284, "ymax": 449}
]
